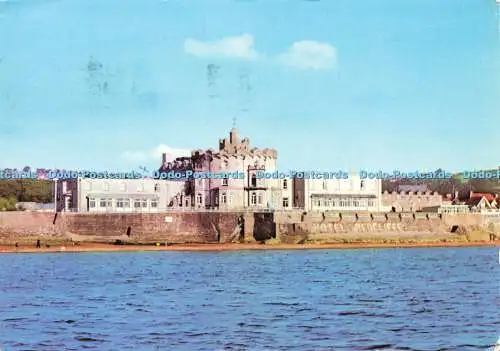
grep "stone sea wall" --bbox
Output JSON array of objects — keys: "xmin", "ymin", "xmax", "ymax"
[
  {"xmin": 0, "ymin": 211, "xmax": 255, "ymax": 245},
  {"xmin": 0, "ymin": 210, "xmax": 495, "ymax": 245},
  {"xmin": 274, "ymin": 211, "xmax": 490, "ymax": 244}
]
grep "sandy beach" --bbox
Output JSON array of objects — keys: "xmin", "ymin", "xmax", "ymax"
[{"xmin": 1, "ymin": 241, "xmax": 500, "ymax": 253}]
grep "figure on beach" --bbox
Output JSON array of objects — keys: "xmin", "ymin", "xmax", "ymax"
[{"xmin": 36, "ymin": 239, "xmax": 41, "ymax": 248}]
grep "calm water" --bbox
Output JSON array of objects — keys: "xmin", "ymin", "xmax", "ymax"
[{"xmin": 0, "ymin": 248, "xmax": 498, "ymax": 351}]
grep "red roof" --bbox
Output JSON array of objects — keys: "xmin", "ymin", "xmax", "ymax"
[{"xmin": 470, "ymin": 193, "xmax": 495, "ymax": 202}]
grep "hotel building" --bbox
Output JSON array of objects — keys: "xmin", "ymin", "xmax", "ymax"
[{"xmin": 55, "ymin": 128, "xmax": 383, "ymax": 213}]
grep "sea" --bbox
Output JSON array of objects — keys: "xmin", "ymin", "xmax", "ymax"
[{"xmin": 0, "ymin": 247, "xmax": 498, "ymax": 351}]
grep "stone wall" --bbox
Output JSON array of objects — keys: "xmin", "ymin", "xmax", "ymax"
[
  {"xmin": 62, "ymin": 212, "xmax": 252, "ymax": 244},
  {"xmin": 273, "ymin": 210, "xmax": 481, "ymax": 244},
  {"xmin": 0, "ymin": 212, "xmax": 60, "ymax": 236},
  {"xmin": 0, "ymin": 210, "xmax": 496, "ymax": 245},
  {"xmin": 0, "ymin": 211, "xmax": 261, "ymax": 245}
]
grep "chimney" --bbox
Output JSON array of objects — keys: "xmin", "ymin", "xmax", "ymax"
[{"xmin": 162, "ymin": 153, "xmax": 167, "ymax": 165}]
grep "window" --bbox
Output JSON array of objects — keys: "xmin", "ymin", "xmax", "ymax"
[
  {"xmin": 283, "ymin": 179, "xmax": 288, "ymax": 190},
  {"xmin": 228, "ymin": 194, "xmax": 233, "ymax": 205},
  {"xmin": 116, "ymin": 198, "xmax": 130, "ymax": 208},
  {"xmin": 353, "ymin": 200, "xmax": 359, "ymax": 207},
  {"xmin": 89, "ymin": 198, "xmax": 96, "ymax": 208},
  {"xmin": 368, "ymin": 199, "xmax": 374, "ymax": 207},
  {"xmin": 251, "ymin": 192, "xmax": 257, "ymax": 205},
  {"xmin": 251, "ymin": 174, "xmax": 257, "ymax": 187},
  {"xmin": 100, "ymin": 198, "xmax": 112, "ymax": 207},
  {"xmin": 221, "ymin": 193, "xmax": 227, "ymax": 204},
  {"xmin": 332, "ymin": 199, "xmax": 336, "ymax": 207},
  {"xmin": 316, "ymin": 200, "xmax": 321, "ymax": 207},
  {"xmin": 322, "ymin": 181, "xmax": 327, "ymax": 190},
  {"xmin": 222, "ymin": 177, "xmax": 228, "ymax": 186},
  {"xmin": 154, "ymin": 183, "xmax": 160, "ymax": 192},
  {"xmin": 197, "ymin": 193, "xmax": 202, "ymax": 204},
  {"xmin": 283, "ymin": 197, "xmax": 289, "ymax": 207},
  {"xmin": 150, "ymin": 199, "xmax": 158, "ymax": 208},
  {"xmin": 340, "ymin": 199, "xmax": 346, "ymax": 207},
  {"xmin": 258, "ymin": 193, "xmax": 263, "ymax": 204},
  {"xmin": 103, "ymin": 182, "xmax": 110, "ymax": 192},
  {"xmin": 134, "ymin": 199, "xmax": 142, "ymax": 208},
  {"xmin": 142, "ymin": 199, "xmax": 147, "ymax": 208},
  {"xmin": 360, "ymin": 180, "xmax": 365, "ymax": 190}
]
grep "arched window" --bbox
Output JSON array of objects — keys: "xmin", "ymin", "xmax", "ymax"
[{"xmin": 251, "ymin": 192, "xmax": 257, "ymax": 205}]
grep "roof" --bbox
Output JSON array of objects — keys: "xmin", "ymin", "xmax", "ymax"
[{"xmin": 470, "ymin": 192, "xmax": 495, "ymax": 202}]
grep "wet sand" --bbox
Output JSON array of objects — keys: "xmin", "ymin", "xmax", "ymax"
[{"xmin": 1, "ymin": 241, "xmax": 500, "ymax": 253}]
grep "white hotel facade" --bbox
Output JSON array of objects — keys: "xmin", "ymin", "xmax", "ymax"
[{"xmin": 55, "ymin": 128, "xmax": 384, "ymax": 213}]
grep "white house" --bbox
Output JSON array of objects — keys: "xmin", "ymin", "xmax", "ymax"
[
  {"xmin": 292, "ymin": 173, "xmax": 384, "ymax": 212},
  {"xmin": 55, "ymin": 178, "xmax": 183, "ymax": 212}
]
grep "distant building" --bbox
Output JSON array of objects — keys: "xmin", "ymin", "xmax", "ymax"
[
  {"xmin": 15, "ymin": 202, "xmax": 54, "ymax": 211},
  {"xmin": 382, "ymin": 188, "xmax": 442, "ymax": 212},
  {"xmin": 465, "ymin": 192, "xmax": 497, "ymax": 212}
]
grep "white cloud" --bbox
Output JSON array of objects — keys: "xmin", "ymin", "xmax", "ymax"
[
  {"xmin": 278, "ymin": 40, "xmax": 337, "ymax": 70},
  {"xmin": 121, "ymin": 144, "xmax": 191, "ymax": 162},
  {"xmin": 183, "ymin": 34, "xmax": 260, "ymax": 60}
]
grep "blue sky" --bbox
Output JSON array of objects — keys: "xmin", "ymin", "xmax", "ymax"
[{"xmin": 0, "ymin": 0, "xmax": 499, "ymax": 174}]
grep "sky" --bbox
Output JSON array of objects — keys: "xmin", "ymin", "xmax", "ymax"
[{"xmin": 0, "ymin": 0, "xmax": 499, "ymax": 175}]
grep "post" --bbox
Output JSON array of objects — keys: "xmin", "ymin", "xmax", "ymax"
[{"xmin": 54, "ymin": 178, "xmax": 58, "ymax": 212}]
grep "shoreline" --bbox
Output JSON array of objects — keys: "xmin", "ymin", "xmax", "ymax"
[{"xmin": 1, "ymin": 241, "xmax": 500, "ymax": 253}]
